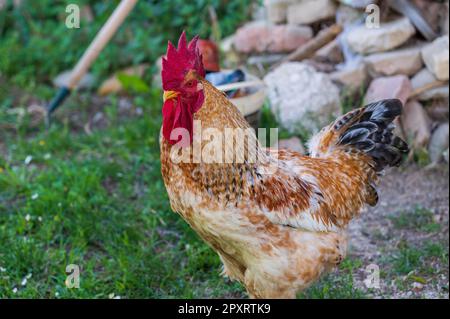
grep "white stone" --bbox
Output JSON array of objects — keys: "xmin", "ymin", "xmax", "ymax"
[
  {"xmin": 411, "ymin": 68, "xmax": 437, "ymax": 90},
  {"xmin": 421, "ymin": 36, "xmax": 449, "ymax": 81},
  {"xmin": 364, "ymin": 46, "xmax": 423, "ymax": 77},
  {"xmin": 428, "ymin": 122, "xmax": 449, "ymax": 163},
  {"xmin": 402, "ymin": 100, "xmax": 432, "ymax": 148},
  {"xmin": 264, "ymin": 63, "xmax": 341, "ymax": 135},
  {"xmin": 346, "ymin": 17, "xmax": 416, "ymax": 54},
  {"xmin": 287, "ymin": 0, "xmax": 337, "ymax": 25},
  {"xmin": 411, "ymin": 68, "xmax": 449, "ymax": 101}
]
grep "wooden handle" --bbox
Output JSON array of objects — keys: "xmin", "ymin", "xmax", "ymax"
[{"xmin": 68, "ymin": 0, "xmax": 138, "ymax": 89}]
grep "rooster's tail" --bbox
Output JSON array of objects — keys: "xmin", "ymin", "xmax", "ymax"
[{"xmin": 308, "ymin": 99, "xmax": 409, "ymax": 172}]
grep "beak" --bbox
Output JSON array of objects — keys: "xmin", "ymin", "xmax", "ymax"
[{"xmin": 163, "ymin": 90, "xmax": 179, "ymax": 102}]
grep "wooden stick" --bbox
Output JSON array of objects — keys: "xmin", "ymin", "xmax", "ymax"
[
  {"xmin": 68, "ymin": 0, "xmax": 138, "ymax": 89},
  {"xmin": 272, "ymin": 24, "xmax": 343, "ymax": 69},
  {"xmin": 408, "ymin": 80, "xmax": 446, "ymax": 99}
]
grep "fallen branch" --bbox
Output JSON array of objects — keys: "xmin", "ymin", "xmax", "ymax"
[
  {"xmin": 272, "ymin": 24, "xmax": 343, "ymax": 69},
  {"xmin": 408, "ymin": 80, "xmax": 446, "ymax": 99}
]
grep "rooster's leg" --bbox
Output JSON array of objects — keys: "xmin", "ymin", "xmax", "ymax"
[{"xmin": 218, "ymin": 253, "xmax": 246, "ymax": 283}]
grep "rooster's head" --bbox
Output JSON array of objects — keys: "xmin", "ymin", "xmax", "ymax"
[{"xmin": 161, "ymin": 31, "xmax": 206, "ymax": 146}]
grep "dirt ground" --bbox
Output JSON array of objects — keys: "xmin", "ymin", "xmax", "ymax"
[{"xmin": 347, "ymin": 164, "xmax": 449, "ymax": 299}]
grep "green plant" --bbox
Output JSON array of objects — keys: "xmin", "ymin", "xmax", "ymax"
[{"xmin": 0, "ymin": 0, "xmax": 254, "ymax": 89}]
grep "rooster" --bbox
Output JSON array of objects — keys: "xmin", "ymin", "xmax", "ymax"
[{"xmin": 159, "ymin": 32, "xmax": 408, "ymax": 298}]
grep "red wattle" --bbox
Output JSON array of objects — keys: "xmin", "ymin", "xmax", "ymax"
[{"xmin": 162, "ymin": 96, "xmax": 196, "ymax": 146}]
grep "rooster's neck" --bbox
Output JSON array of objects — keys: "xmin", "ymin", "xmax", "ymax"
[{"xmin": 194, "ymin": 79, "xmax": 251, "ymax": 131}]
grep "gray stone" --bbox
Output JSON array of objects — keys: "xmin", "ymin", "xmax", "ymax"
[
  {"xmin": 411, "ymin": 68, "xmax": 438, "ymax": 90},
  {"xmin": 364, "ymin": 46, "xmax": 423, "ymax": 77},
  {"xmin": 264, "ymin": 62, "xmax": 341, "ymax": 135},
  {"xmin": 287, "ymin": 0, "xmax": 337, "ymax": 25},
  {"xmin": 421, "ymin": 36, "xmax": 449, "ymax": 81},
  {"xmin": 346, "ymin": 17, "xmax": 416, "ymax": 54},
  {"xmin": 428, "ymin": 123, "xmax": 449, "ymax": 163}
]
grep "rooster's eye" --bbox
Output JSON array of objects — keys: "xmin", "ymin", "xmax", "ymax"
[{"xmin": 185, "ymin": 80, "xmax": 194, "ymax": 87}]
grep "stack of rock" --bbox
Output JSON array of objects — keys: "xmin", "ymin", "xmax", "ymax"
[{"xmin": 223, "ymin": 0, "xmax": 449, "ymax": 164}]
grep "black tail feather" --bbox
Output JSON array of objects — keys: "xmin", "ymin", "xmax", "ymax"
[{"xmin": 338, "ymin": 99, "xmax": 409, "ymax": 172}]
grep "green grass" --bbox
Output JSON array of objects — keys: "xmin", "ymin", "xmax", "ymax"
[
  {"xmin": 391, "ymin": 244, "xmax": 423, "ymax": 275},
  {"xmin": 377, "ymin": 203, "xmax": 449, "ymax": 295},
  {"xmin": 424, "ymin": 241, "xmax": 449, "ymax": 264},
  {"xmin": 386, "ymin": 206, "xmax": 447, "ymax": 283},
  {"xmin": 298, "ymin": 259, "xmax": 367, "ymax": 299},
  {"xmin": 0, "ymin": 2, "xmax": 255, "ymax": 299},
  {"xmin": 0, "ymin": 0, "xmax": 254, "ymax": 88},
  {"xmin": 387, "ymin": 239, "xmax": 449, "ymax": 276},
  {"xmin": 389, "ymin": 206, "xmax": 441, "ymax": 233},
  {"xmin": 0, "ymin": 73, "xmax": 250, "ymax": 298}
]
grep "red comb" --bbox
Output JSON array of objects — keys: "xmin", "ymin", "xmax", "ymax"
[{"xmin": 161, "ymin": 31, "xmax": 205, "ymax": 91}]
